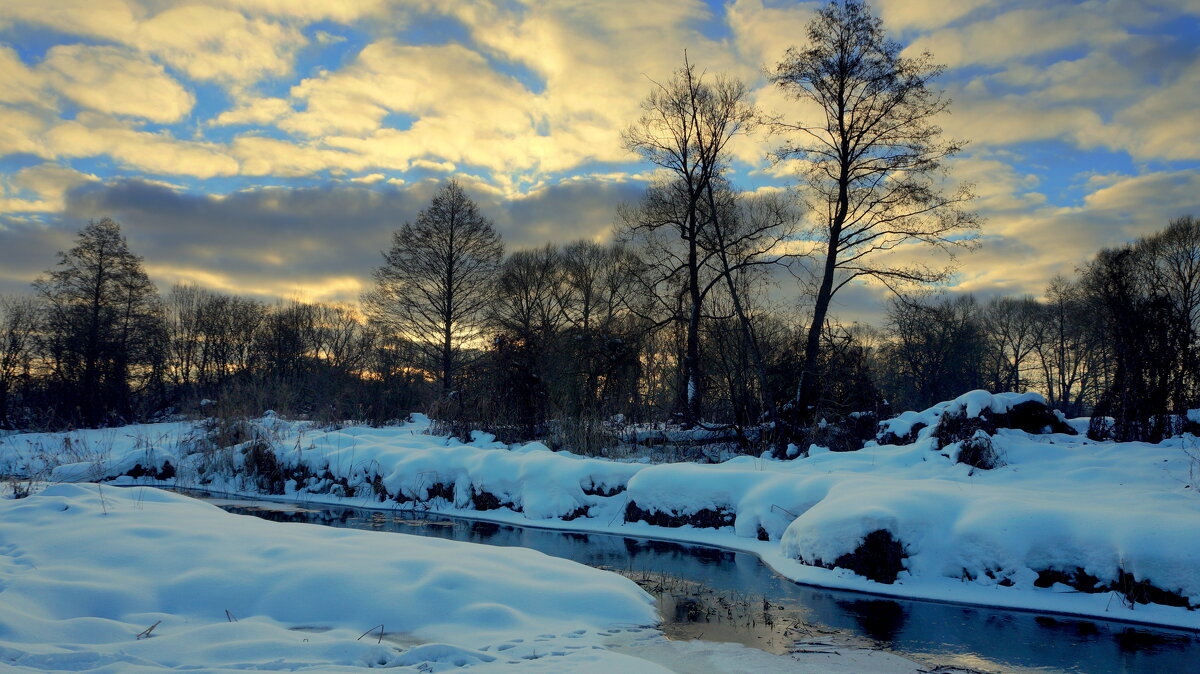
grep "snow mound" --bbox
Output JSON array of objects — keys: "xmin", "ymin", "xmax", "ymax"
[
  {"xmin": 779, "ymin": 476, "xmax": 1200, "ymax": 602},
  {"xmin": 0, "ymin": 485, "xmax": 657, "ymax": 672},
  {"xmin": 877, "ymin": 390, "xmax": 1072, "ymax": 446}
]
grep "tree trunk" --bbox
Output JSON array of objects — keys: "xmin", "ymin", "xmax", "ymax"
[
  {"xmin": 684, "ymin": 227, "xmax": 702, "ymax": 427},
  {"xmin": 796, "ymin": 224, "xmax": 842, "ymax": 419}
]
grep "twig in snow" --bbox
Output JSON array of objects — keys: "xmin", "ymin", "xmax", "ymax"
[
  {"xmin": 770, "ymin": 504, "xmax": 798, "ymax": 519},
  {"xmin": 136, "ymin": 621, "xmax": 161, "ymax": 639},
  {"xmin": 225, "ymin": 609, "xmax": 238, "ymax": 622},
  {"xmin": 357, "ymin": 624, "xmax": 385, "ymax": 644},
  {"xmin": 609, "ymin": 495, "xmax": 629, "ymax": 527}
]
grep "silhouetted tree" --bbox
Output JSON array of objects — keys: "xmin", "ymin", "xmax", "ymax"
[
  {"xmin": 771, "ymin": 0, "xmax": 978, "ymax": 420},
  {"xmin": 0, "ymin": 295, "xmax": 39, "ymax": 429},
  {"xmin": 622, "ymin": 55, "xmax": 754, "ymax": 426},
  {"xmin": 365, "ymin": 180, "xmax": 503, "ymax": 396},
  {"xmin": 882, "ymin": 294, "xmax": 985, "ymax": 410},
  {"xmin": 33, "ymin": 218, "xmax": 164, "ymax": 425},
  {"xmin": 553, "ymin": 241, "xmax": 647, "ymax": 423},
  {"xmin": 488, "ymin": 245, "xmax": 563, "ymax": 436},
  {"xmin": 981, "ymin": 296, "xmax": 1044, "ymax": 393},
  {"xmin": 1035, "ymin": 276, "xmax": 1103, "ymax": 416},
  {"xmin": 1082, "ymin": 218, "xmax": 1200, "ymax": 441}
]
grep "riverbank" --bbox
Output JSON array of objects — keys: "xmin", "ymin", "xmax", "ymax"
[
  {"xmin": 0, "ymin": 484, "xmax": 930, "ymax": 673},
  {"xmin": 3, "ymin": 391, "xmax": 1198, "ymax": 632}
]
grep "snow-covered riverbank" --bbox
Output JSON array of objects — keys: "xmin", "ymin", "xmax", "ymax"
[
  {"xmin": 0, "ymin": 484, "xmax": 927, "ymax": 673},
  {"xmin": 3, "ymin": 391, "xmax": 1199, "ymax": 634}
]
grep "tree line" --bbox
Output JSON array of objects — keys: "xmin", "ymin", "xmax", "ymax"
[
  {"xmin": 0, "ymin": 1, "xmax": 1195, "ymax": 448},
  {"xmin": 2, "ymin": 207, "xmax": 1196, "ymax": 447}
]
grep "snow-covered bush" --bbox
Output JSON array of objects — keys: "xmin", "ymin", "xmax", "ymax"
[
  {"xmin": 795, "ymin": 411, "xmax": 879, "ymax": 454},
  {"xmin": 878, "ymin": 390, "xmax": 1074, "ymax": 448},
  {"xmin": 953, "ymin": 430, "xmax": 1006, "ymax": 470}
]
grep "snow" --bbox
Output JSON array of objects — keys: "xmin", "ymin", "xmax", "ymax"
[
  {"xmin": 877, "ymin": 389, "xmax": 1047, "ymax": 441},
  {"xmin": 3, "ymin": 395, "xmax": 1200, "ymax": 638},
  {"xmin": 0, "ymin": 483, "xmax": 642, "ymax": 671},
  {"xmin": 0, "ymin": 485, "xmax": 927, "ymax": 673}
]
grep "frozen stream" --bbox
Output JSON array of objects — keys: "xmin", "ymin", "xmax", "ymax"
[{"xmin": 201, "ymin": 495, "xmax": 1198, "ymax": 673}]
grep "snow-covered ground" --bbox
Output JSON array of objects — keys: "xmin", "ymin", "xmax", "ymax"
[
  {"xmin": 0, "ymin": 484, "xmax": 926, "ymax": 673},
  {"xmin": 2, "ymin": 390, "xmax": 1199, "ymax": 641}
]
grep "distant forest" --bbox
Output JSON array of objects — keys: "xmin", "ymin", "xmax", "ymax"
[{"xmin": 1, "ymin": 1, "xmax": 1197, "ymax": 450}]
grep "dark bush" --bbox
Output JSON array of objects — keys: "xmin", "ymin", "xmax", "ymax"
[
  {"xmin": 877, "ymin": 421, "xmax": 926, "ymax": 446},
  {"xmin": 624, "ymin": 500, "xmax": 736, "ymax": 529},
  {"xmin": 935, "ymin": 399, "xmax": 1074, "ymax": 450},
  {"xmin": 955, "ymin": 432, "xmax": 1005, "ymax": 470},
  {"xmin": 803, "ymin": 529, "xmax": 907, "ymax": 584},
  {"xmin": 797, "ymin": 412, "xmax": 880, "ymax": 454}
]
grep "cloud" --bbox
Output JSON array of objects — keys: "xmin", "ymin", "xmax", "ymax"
[
  {"xmin": 875, "ymin": 0, "xmax": 996, "ymax": 32},
  {"xmin": 0, "ymin": 0, "xmax": 321, "ymax": 88},
  {"xmin": 0, "ymin": 46, "xmax": 51, "ymax": 108},
  {"xmin": 0, "ymin": 0, "xmax": 1196, "ymax": 323},
  {"xmin": 950, "ymin": 155, "xmax": 1046, "ymax": 213},
  {"xmin": 0, "ymin": 43, "xmax": 193, "ymax": 124},
  {"xmin": 229, "ymin": 135, "xmax": 366, "ymax": 177},
  {"xmin": 40, "ymin": 44, "xmax": 194, "ymax": 123},
  {"xmin": 0, "ymin": 176, "xmax": 649, "ymax": 303},
  {"xmin": 0, "ymin": 163, "xmax": 99, "ymax": 214},
  {"xmin": 904, "ymin": 5, "xmax": 1128, "ymax": 69},
  {"xmin": 951, "ymin": 170, "xmax": 1200, "ymax": 297},
  {"xmin": 45, "ymin": 114, "xmax": 239, "ymax": 178},
  {"xmin": 0, "ymin": 107, "xmax": 52, "ymax": 157},
  {"xmin": 212, "ymin": 97, "xmax": 291, "ymax": 127},
  {"xmin": 1114, "ymin": 58, "xmax": 1200, "ymax": 160}
]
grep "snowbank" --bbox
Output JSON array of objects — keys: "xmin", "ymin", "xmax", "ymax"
[
  {"xmin": 227, "ymin": 415, "xmax": 643, "ymax": 520},
  {"xmin": 3, "ymin": 395, "xmax": 1200, "ymax": 631},
  {"xmin": 0, "ymin": 484, "xmax": 660, "ymax": 672},
  {"xmin": 0, "ymin": 484, "xmax": 929, "ymax": 673}
]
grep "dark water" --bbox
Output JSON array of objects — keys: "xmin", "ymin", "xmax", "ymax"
[{"xmin": 203, "ymin": 496, "xmax": 1198, "ymax": 674}]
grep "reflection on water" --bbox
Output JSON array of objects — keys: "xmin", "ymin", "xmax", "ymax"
[{"xmin": 208, "ymin": 498, "xmax": 1198, "ymax": 674}]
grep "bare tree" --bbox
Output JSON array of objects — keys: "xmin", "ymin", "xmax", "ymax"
[
  {"xmin": 1081, "ymin": 215, "xmax": 1200, "ymax": 440},
  {"xmin": 491, "ymin": 245, "xmax": 563, "ymax": 341},
  {"xmin": 313, "ymin": 303, "xmax": 374, "ymax": 378},
  {"xmin": 555, "ymin": 241, "xmax": 647, "ymax": 420},
  {"xmin": 0, "ymin": 295, "xmax": 39, "ymax": 429},
  {"xmin": 981, "ymin": 296, "xmax": 1044, "ymax": 393},
  {"xmin": 622, "ymin": 55, "xmax": 755, "ymax": 426},
  {"xmin": 364, "ymin": 180, "xmax": 503, "ymax": 396},
  {"xmin": 770, "ymin": 0, "xmax": 979, "ymax": 419},
  {"xmin": 705, "ymin": 187, "xmax": 798, "ymax": 430},
  {"xmin": 33, "ymin": 218, "xmax": 164, "ymax": 425},
  {"xmin": 1035, "ymin": 276, "xmax": 1102, "ymax": 415},
  {"xmin": 882, "ymin": 294, "xmax": 985, "ymax": 410},
  {"xmin": 166, "ymin": 283, "xmax": 206, "ymax": 391}
]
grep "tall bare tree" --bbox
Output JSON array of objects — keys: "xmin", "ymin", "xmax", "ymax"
[
  {"xmin": 622, "ymin": 55, "xmax": 754, "ymax": 426},
  {"xmin": 555, "ymin": 241, "xmax": 647, "ymax": 420},
  {"xmin": 364, "ymin": 180, "xmax": 503, "ymax": 396},
  {"xmin": 771, "ymin": 0, "xmax": 979, "ymax": 420},
  {"xmin": 882, "ymin": 294, "xmax": 985, "ymax": 410}
]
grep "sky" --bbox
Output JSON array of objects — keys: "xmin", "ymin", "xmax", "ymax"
[{"xmin": 0, "ymin": 0, "xmax": 1198, "ymax": 324}]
